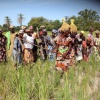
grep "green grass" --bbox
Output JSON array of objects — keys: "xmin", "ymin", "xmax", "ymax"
[{"xmin": 0, "ymin": 56, "xmax": 100, "ymax": 100}]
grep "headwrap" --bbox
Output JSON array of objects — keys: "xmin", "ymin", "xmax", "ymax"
[
  {"xmin": 52, "ymin": 29, "xmax": 58, "ymax": 34},
  {"xmin": 87, "ymin": 37, "xmax": 92, "ymax": 41},
  {"xmin": 18, "ymin": 30, "xmax": 24, "ymax": 34},
  {"xmin": 70, "ymin": 19, "xmax": 77, "ymax": 33},
  {"xmin": 43, "ymin": 29, "xmax": 47, "ymax": 32}
]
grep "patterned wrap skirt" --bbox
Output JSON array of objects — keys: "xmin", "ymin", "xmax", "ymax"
[{"xmin": 23, "ymin": 48, "xmax": 34, "ymax": 64}]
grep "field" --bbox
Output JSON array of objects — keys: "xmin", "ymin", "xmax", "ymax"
[{"xmin": 0, "ymin": 31, "xmax": 100, "ymax": 100}]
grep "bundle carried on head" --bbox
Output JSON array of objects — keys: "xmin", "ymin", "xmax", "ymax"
[
  {"xmin": 60, "ymin": 18, "xmax": 70, "ymax": 32},
  {"xmin": 70, "ymin": 19, "xmax": 77, "ymax": 33}
]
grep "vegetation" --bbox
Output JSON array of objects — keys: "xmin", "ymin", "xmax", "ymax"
[
  {"xmin": 17, "ymin": 14, "xmax": 24, "ymax": 26},
  {"xmin": 0, "ymin": 9, "xmax": 99, "ymax": 32},
  {"xmin": 0, "ymin": 55, "xmax": 100, "ymax": 100}
]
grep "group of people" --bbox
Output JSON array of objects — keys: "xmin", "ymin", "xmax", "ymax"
[{"xmin": 0, "ymin": 18, "xmax": 100, "ymax": 72}]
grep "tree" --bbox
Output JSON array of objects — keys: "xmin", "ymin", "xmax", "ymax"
[
  {"xmin": 53, "ymin": 20, "xmax": 61, "ymax": 30},
  {"xmin": 28, "ymin": 17, "xmax": 48, "ymax": 31},
  {"xmin": 78, "ymin": 9, "xmax": 100, "ymax": 30},
  {"xmin": 17, "ymin": 13, "xmax": 24, "ymax": 26},
  {"xmin": 5, "ymin": 16, "xmax": 11, "ymax": 30}
]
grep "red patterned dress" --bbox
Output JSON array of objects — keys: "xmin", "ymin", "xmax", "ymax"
[
  {"xmin": 0, "ymin": 35, "xmax": 7, "ymax": 62},
  {"xmin": 55, "ymin": 36, "xmax": 73, "ymax": 71}
]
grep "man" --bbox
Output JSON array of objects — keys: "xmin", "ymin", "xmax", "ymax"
[
  {"xmin": 0, "ymin": 29, "xmax": 7, "ymax": 62},
  {"xmin": 12, "ymin": 30, "xmax": 24, "ymax": 68}
]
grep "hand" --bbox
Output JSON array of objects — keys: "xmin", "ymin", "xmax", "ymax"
[{"xmin": 62, "ymin": 53, "xmax": 67, "ymax": 58}]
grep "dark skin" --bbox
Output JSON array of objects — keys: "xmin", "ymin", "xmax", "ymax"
[
  {"xmin": 0, "ymin": 30, "xmax": 3, "ymax": 36},
  {"xmin": 89, "ymin": 28, "xmax": 94, "ymax": 34},
  {"xmin": 9, "ymin": 28, "xmax": 15, "ymax": 33}
]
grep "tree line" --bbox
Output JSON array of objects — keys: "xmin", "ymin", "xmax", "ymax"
[{"xmin": 0, "ymin": 9, "xmax": 100, "ymax": 32}]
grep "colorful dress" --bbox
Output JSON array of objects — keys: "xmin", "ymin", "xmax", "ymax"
[
  {"xmin": 12, "ymin": 37, "xmax": 23, "ymax": 65},
  {"xmin": 75, "ymin": 37, "xmax": 83, "ymax": 62},
  {"xmin": 55, "ymin": 37, "xmax": 72, "ymax": 71},
  {"xmin": 23, "ymin": 34, "xmax": 34, "ymax": 64},
  {"xmin": 0, "ymin": 35, "xmax": 7, "ymax": 62},
  {"xmin": 94, "ymin": 37, "xmax": 100, "ymax": 60},
  {"xmin": 82, "ymin": 40, "xmax": 88, "ymax": 62}
]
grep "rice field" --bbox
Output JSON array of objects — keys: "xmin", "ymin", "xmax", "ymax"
[
  {"xmin": 0, "ymin": 55, "xmax": 100, "ymax": 100},
  {"xmin": 0, "ymin": 31, "xmax": 99, "ymax": 100}
]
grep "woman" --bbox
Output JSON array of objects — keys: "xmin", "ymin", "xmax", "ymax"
[
  {"xmin": 23, "ymin": 29, "xmax": 34, "ymax": 64},
  {"xmin": 55, "ymin": 19, "xmax": 73, "ymax": 72},
  {"xmin": 94, "ymin": 30, "xmax": 100, "ymax": 61},
  {"xmin": 0, "ymin": 29, "xmax": 7, "ymax": 62},
  {"xmin": 12, "ymin": 30, "xmax": 23, "ymax": 68}
]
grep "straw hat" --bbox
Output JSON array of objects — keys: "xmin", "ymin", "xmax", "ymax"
[
  {"xmin": 95, "ymin": 30, "xmax": 99, "ymax": 34},
  {"xmin": 60, "ymin": 18, "xmax": 70, "ymax": 32},
  {"xmin": 70, "ymin": 19, "xmax": 77, "ymax": 33},
  {"xmin": 80, "ymin": 30, "xmax": 85, "ymax": 34},
  {"xmin": 40, "ymin": 25, "xmax": 45, "ymax": 28}
]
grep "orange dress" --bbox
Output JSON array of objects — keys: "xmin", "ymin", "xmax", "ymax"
[{"xmin": 55, "ymin": 37, "xmax": 72, "ymax": 71}]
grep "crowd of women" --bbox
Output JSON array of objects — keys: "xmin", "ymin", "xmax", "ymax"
[{"xmin": 0, "ymin": 19, "xmax": 100, "ymax": 71}]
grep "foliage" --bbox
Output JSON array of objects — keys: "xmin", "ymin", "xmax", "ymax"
[
  {"xmin": 28, "ymin": 17, "xmax": 61, "ymax": 31},
  {"xmin": 67, "ymin": 9, "xmax": 100, "ymax": 31},
  {"xmin": 78, "ymin": 9, "xmax": 100, "ymax": 30}
]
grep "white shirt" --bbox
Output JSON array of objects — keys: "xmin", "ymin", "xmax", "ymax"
[{"xmin": 23, "ymin": 33, "xmax": 34, "ymax": 49}]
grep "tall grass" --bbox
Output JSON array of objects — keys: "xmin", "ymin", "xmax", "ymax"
[{"xmin": 0, "ymin": 56, "xmax": 100, "ymax": 100}]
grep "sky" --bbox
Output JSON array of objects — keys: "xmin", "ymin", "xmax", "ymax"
[{"xmin": 0, "ymin": 0, "xmax": 100, "ymax": 26}]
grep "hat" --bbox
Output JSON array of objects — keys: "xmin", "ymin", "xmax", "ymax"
[
  {"xmin": 80, "ymin": 30, "xmax": 85, "ymax": 34},
  {"xmin": 70, "ymin": 19, "xmax": 77, "ymax": 33},
  {"xmin": 40, "ymin": 25, "xmax": 45, "ymax": 28},
  {"xmin": 60, "ymin": 18, "xmax": 70, "ymax": 32},
  {"xmin": 29, "ymin": 26, "xmax": 33, "ymax": 30},
  {"xmin": 52, "ymin": 29, "xmax": 58, "ymax": 34},
  {"xmin": 18, "ymin": 30, "xmax": 24, "ymax": 34},
  {"xmin": 95, "ymin": 30, "xmax": 99, "ymax": 34},
  {"xmin": 9, "ymin": 25, "xmax": 14, "ymax": 29},
  {"xmin": 52, "ymin": 29, "xmax": 56, "ymax": 33}
]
